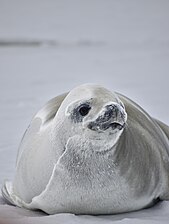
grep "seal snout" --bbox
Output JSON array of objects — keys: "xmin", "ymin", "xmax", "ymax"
[{"xmin": 87, "ymin": 103, "xmax": 126, "ymax": 132}]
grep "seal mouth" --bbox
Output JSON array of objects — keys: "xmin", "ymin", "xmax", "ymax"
[
  {"xmin": 108, "ymin": 122, "xmax": 125, "ymax": 130},
  {"xmin": 87, "ymin": 121, "xmax": 125, "ymax": 132},
  {"xmin": 87, "ymin": 102, "xmax": 127, "ymax": 133}
]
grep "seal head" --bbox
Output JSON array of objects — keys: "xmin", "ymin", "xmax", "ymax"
[{"xmin": 62, "ymin": 84, "xmax": 127, "ymax": 150}]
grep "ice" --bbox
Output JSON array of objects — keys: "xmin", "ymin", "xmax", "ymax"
[{"xmin": 0, "ymin": 0, "xmax": 169, "ymax": 223}]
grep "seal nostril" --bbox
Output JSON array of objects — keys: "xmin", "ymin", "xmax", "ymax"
[
  {"xmin": 87, "ymin": 123, "xmax": 93, "ymax": 130},
  {"xmin": 88, "ymin": 121, "xmax": 125, "ymax": 131},
  {"xmin": 102, "ymin": 104, "xmax": 119, "ymax": 121}
]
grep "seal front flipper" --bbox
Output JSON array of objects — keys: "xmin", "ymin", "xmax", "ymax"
[
  {"xmin": 23, "ymin": 136, "xmax": 88, "ymax": 214},
  {"xmin": 25, "ymin": 137, "xmax": 86, "ymax": 214},
  {"xmin": 24, "ymin": 163, "xmax": 71, "ymax": 214}
]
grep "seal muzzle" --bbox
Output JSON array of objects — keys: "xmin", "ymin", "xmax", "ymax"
[{"xmin": 87, "ymin": 103, "xmax": 126, "ymax": 132}]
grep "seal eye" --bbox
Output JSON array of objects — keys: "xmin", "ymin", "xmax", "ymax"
[{"xmin": 79, "ymin": 104, "xmax": 91, "ymax": 116}]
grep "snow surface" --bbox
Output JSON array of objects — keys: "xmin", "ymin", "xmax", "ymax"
[{"xmin": 0, "ymin": 0, "xmax": 169, "ymax": 223}]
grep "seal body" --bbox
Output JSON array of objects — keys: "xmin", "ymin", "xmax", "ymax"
[{"xmin": 2, "ymin": 84, "xmax": 169, "ymax": 214}]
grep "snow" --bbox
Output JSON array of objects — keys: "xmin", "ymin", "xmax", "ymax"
[
  {"xmin": 0, "ymin": 0, "xmax": 169, "ymax": 223},
  {"xmin": 1, "ymin": 199, "xmax": 169, "ymax": 224}
]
